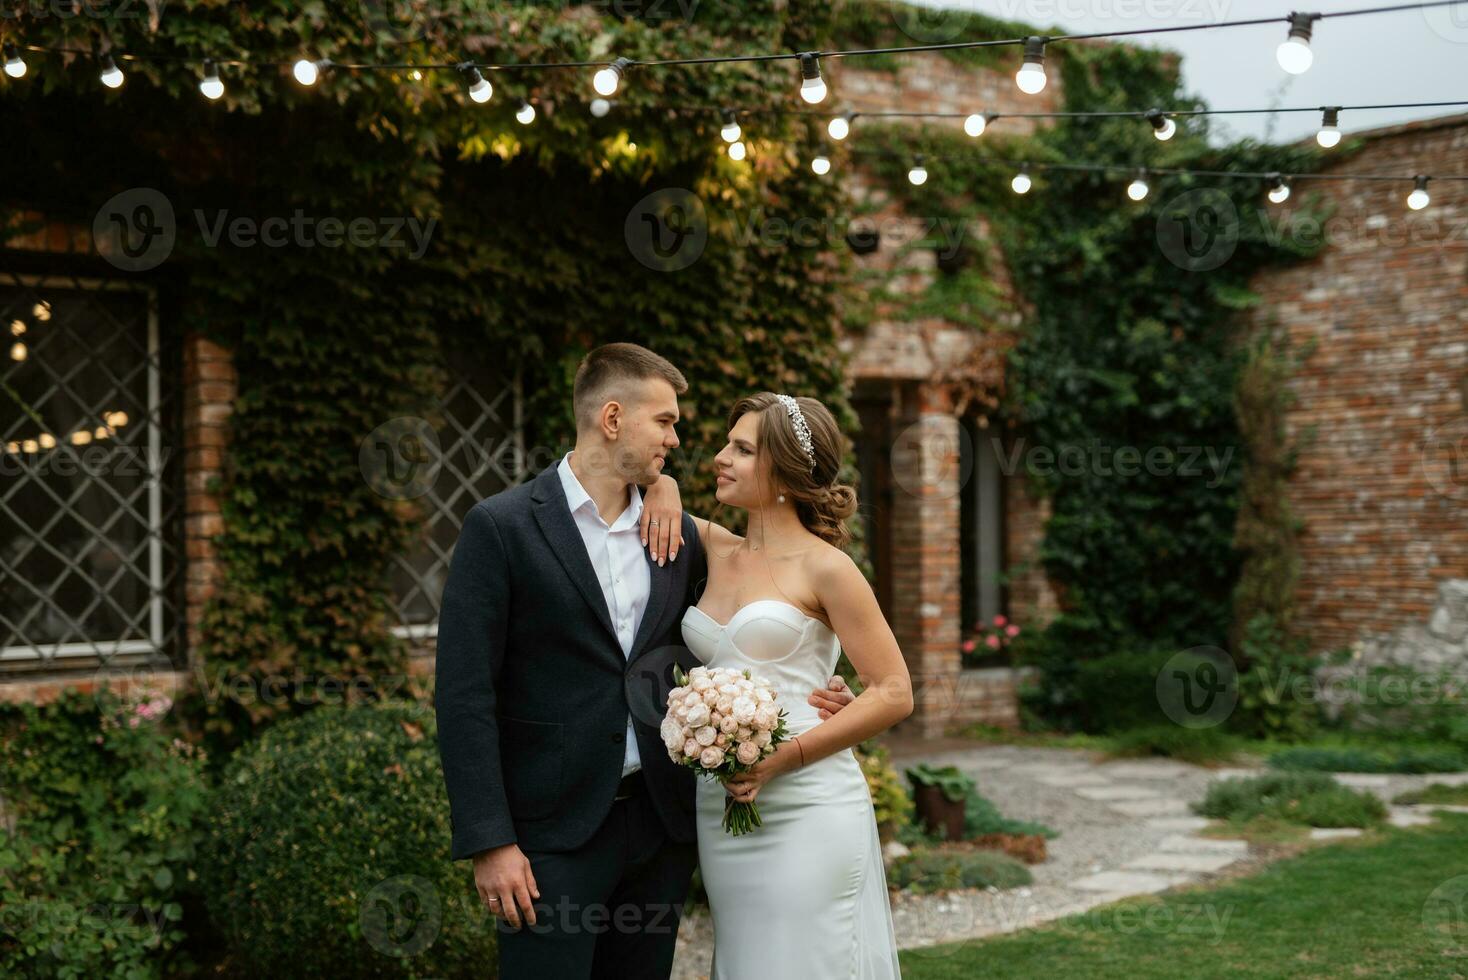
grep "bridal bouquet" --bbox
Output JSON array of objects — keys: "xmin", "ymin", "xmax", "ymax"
[{"xmin": 661, "ymin": 663, "xmax": 790, "ymax": 836}]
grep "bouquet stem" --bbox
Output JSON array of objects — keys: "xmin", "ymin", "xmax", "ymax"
[{"xmin": 722, "ymin": 794, "xmax": 764, "ymax": 836}]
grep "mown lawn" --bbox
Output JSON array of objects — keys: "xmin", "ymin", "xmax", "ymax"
[{"xmin": 901, "ymin": 812, "xmax": 1468, "ymax": 979}]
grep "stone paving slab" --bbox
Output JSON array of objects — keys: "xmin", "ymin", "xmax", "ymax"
[
  {"xmin": 1036, "ymin": 772, "xmax": 1111, "ymax": 788},
  {"xmin": 1071, "ymin": 870, "xmax": 1183, "ymax": 894},
  {"xmin": 1389, "ymin": 807, "xmax": 1434, "ymax": 827},
  {"xmin": 1309, "ymin": 827, "xmax": 1363, "ymax": 840},
  {"xmin": 1334, "ymin": 773, "xmax": 1392, "ymax": 789},
  {"xmin": 1124, "ymin": 851, "xmax": 1241, "ymax": 873},
  {"xmin": 1425, "ymin": 773, "xmax": 1468, "ymax": 787},
  {"xmin": 1207, "ymin": 768, "xmax": 1266, "ymax": 781},
  {"xmin": 1145, "ymin": 816, "xmax": 1211, "ymax": 832},
  {"xmin": 1096, "ymin": 763, "xmax": 1196, "ymax": 780},
  {"xmin": 1110, "ymin": 797, "xmax": 1191, "ymax": 817},
  {"xmin": 1075, "ymin": 784, "xmax": 1162, "ymax": 801},
  {"xmin": 1158, "ymin": 834, "xmax": 1249, "ymax": 855}
]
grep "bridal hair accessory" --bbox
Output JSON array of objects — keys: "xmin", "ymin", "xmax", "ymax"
[{"xmin": 775, "ymin": 394, "xmax": 816, "ymax": 472}]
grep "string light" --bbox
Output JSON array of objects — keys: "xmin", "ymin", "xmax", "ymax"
[
  {"xmin": 811, "ymin": 150, "xmax": 831, "ymax": 175},
  {"xmin": 514, "ymin": 98, "xmax": 536, "ymax": 124},
  {"xmin": 1277, "ymin": 12, "xmax": 1319, "ymax": 75},
  {"xmin": 1015, "ymin": 36, "xmax": 1047, "ymax": 95},
  {"xmin": 4, "ymin": 43, "xmax": 25, "ymax": 79},
  {"xmin": 590, "ymin": 98, "xmax": 611, "ymax": 117},
  {"xmin": 460, "ymin": 64, "xmax": 492, "ymax": 103},
  {"xmin": 798, "ymin": 52, "xmax": 826, "ymax": 104},
  {"xmin": 1407, "ymin": 175, "xmax": 1431, "ymax": 210},
  {"xmin": 964, "ymin": 112, "xmax": 987, "ymax": 138},
  {"xmin": 292, "ymin": 57, "xmax": 326, "ymax": 86},
  {"xmin": 1011, "ymin": 167, "xmax": 1032, "ymax": 194},
  {"xmin": 593, "ymin": 57, "xmax": 630, "ymax": 96},
  {"xmin": 99, "ymin": 53, "xmax": 123, "ymax": 89},
  {"xmin": 727, "ymin": 139, "xmax": 746, "ymax": 161},
  {"xmin": 1126, "ymin": 170, "xmax": 1150, "ymax": 201},
  {"xmin": 828, "ymin": 111, "xmax": 854, "ymax": 141},
  {"xmin": 1316, "ymin": 107, "xmax": 1341, "ymax": 147},
  {"xmin": 907, "ymin": 154, "xmax": 928, "ymax": 186},
  {"xmin": 1148, "ymin": 110, "xmax": 1176, "ymax": 141},
  {"xmin": 1268, "ymin": 174, "xmax": 1292, "ymax": 203},
  {"xmin": 720, "ymin": 109, "xmax": 741, "ymax": 143},
  {"xmin": 199, "ymin": 59, "xmax": 224, "ymax": 100}
]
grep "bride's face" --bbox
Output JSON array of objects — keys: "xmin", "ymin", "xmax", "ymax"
[{"xmin": 712, "ymin": 412, "xmax": 777, "ymax": 509}]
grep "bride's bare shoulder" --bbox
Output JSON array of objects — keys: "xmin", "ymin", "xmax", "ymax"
[
  {"xmin": 804, "ymin": 540, "xmax": 863, "ymax": 591},
  {"xmin": 693, "ymin": 517, "xmax": 743, "ymax": 551}
]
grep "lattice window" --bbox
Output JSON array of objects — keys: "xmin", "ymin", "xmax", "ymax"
[
  {"xmin": 0, "ymin": 273, "xmax": 182, "ymax": 672},
  {"xmin": 390, "ymin": 348, "xmax": 525, "ymax": 637}
]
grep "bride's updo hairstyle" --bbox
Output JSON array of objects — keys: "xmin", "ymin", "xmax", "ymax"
[{"xmin": 729, "ymin": 392, "xmax": 858, "ymax": 549}]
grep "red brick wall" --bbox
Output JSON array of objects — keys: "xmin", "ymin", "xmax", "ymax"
[{"xmin": 1247, "ymin": 114, "xmax": 1468, "ymax": 653}]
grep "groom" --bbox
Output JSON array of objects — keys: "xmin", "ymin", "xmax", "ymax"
[{"xmin": 435, "ymin": 342, "xmax": 855, "ymax": 978}]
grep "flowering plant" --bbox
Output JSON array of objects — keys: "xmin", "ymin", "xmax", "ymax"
[{"xmin": 961, "ymin": 614, "xmax": 1021, "ymax": 662}]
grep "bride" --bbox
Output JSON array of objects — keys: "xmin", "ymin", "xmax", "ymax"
[{"xmin": 679, "ymin": 391, "xmax": 911, "ymax": 979}]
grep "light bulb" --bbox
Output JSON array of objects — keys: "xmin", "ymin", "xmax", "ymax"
[
  {"xmin": 4, "ymin": 43, "xmax": 25, "ymax": 79},
  {"xmin": 515, "ymin": 99, "xmax": 535, "ymax": 125},
  {"xmin": 964, "ymin": 113, "xmax": 987, "ymax": 138},
  {"xmin": 199, "ymin": 59, "xmax": 224, "ymax": 100},
  {"xmin": 728, "ymin": 140, "xmax": 746, "ymax": 161},
  {"xmin": 100, "ymin": 54, "xmax": 124, "ymax": 89},
  {"xmin": 811, "ymin": 154, "xmax": 831, "ymax": 176},
  {"xmin": 593, "ymin": 58, "xmax": 629, "ymax": 96},
  {"xmin": 293, "ymin": 58, "xmax": 320, "ymax": 86},
  {"xmin": 907, "ymin": 158, "xmax": 927, "ymax": 186},
  {"xmin": 10, "ymin": 341, "xmax": 25, "ymax": 361},
  {"xmin": 590, "ymin": 98, "xmax": 610, "ymax": 117},
  {"xmin": 1267, "ymin": 177, "xmax": 1291, "ymax": 204},
  {"xmin": 463, "ymin": 66, "xmax": 492, "ymax": 103},
  {"xmin": 1316, "ymin": 107, "xmax": 1341, "ymax": 148},
  {"xmin": 1011, "ymin": 171, "xmax": 1031, "ymax": 194},
  {"xmin": 1149, "ymin": 112, "xmax": 1176, "ymax": 141},
  {"xmin": 798, "ymin": 52, "xmax": 826, "ymax": 104},
  {"xmin": 1015, "ymin": 36, "xmax": 1047, "ymax": 95},
  {"xmin": 827, "ymin": 113, "xmax": 852, "ymax": 141},
  {"xmin": 720, "ymin": 111, "xmax": 741, "ymax": 143},
  {"xmin": 1127, "ymin": 176, "xmax": 1150, "ymax": 201},
  {"xmin": 1407, "ymin": 176, "xmax": 1430, "ymax": 211},
  {"xmin": 1277, "ymin": 13, "xmax": 1316, "ymax": 75}
]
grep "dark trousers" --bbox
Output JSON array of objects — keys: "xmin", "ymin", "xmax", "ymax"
[{"xmin": 496, "ymin": 776, "xmax": 699, "ymax": 980}]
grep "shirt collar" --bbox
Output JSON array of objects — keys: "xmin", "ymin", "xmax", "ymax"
[{"xmin": 558, "ymin": 450, "xmax": 643, "ymax": 531}]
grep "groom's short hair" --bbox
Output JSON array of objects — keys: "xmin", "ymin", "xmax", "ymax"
[{"xmin": 573, "ymin": 343, "xmax": 688, "ymax": 433}]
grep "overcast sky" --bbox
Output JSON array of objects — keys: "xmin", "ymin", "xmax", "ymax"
[{"xmin": 905, "ymin": 0, "xmax": 1468, "ymax": 144}]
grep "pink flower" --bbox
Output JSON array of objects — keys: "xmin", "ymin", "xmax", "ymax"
[
  {"xmin": 1006, "ymin": 624, "xmax": 1020, "ymax": 637},
  {"xmin": 961, "ymin": 639, "xmax": 976, "ymax": 653},
  {"xmin": 985, "ymin": 634, "xmax": 1001, "ymax": 649},
  {"xmin": 993, "ymin": 615, "xmax": 1008, "ymax": 627}
]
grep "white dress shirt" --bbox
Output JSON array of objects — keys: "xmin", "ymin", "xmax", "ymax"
[{"xmin": 557, "ymin": 450, "xmax": 651, "ymax": 777}]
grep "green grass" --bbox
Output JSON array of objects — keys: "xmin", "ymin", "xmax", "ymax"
[
  {"xmin": 1395, "ymin": 783, "xmax": 1468, "ymax": 806},
  {"xmin": 901, "ymin": 813, "xmax": 1468, "ymax": 978},
  {"xmin": 1194, "ymin": 772, "xmax": 1387, "ymax": 829},
  {"xmin": 1198, "ymin": 814, "xmax": 1313, "ymax": 847}
]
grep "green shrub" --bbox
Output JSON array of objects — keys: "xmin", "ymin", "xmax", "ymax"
[
  {"xmin": 888, "ymin": 846, "xmax": 1032, "ymax": 893},
  {"xmin": 1194, "ymin": 772, "xmax": 1386, "ymax": 828},
  {"xmin": 1329, "ymin": 664, "xmax": 1468, "ymax": 752},
  {"xmin": 1393, "ymin": 783, "xmax": 1468, "ymax": 806},
  {"xmin": 857, "ymin": 739, "xmax": 914, "ymax": 838},
  {"xmin": 1233, "ymin": 613, "xmax": 1322, "ymax": 741},
  {"xmin": 201, "ymin": 700, "xmax": 494, "ymax": 978},
  {"xmin": 1069, "ymin": 648, "xmax": 1219, "ymax": 734},
  {"xmin": 1109, "ymin": 724, "xmax": 1240, "ymax": 765},
  {"xmin": 963, "ymin": 786, "xmax": 1057, "ymax": 839},
  {"xmin": 0, "ymin": 685, "xmax": 210, "ymax": 979},
  {"xmin": 1268, "ymin": 746, "xmax": 1468, "ymax": 775}
]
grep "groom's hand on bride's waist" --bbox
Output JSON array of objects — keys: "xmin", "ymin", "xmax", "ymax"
[
  {"xmin": 808, "ymin": 675, "xmax": 855, "ymax": 719},
  {"xmin": 472, "ymin": 843, "xmax": 540, "ymax": 930}
]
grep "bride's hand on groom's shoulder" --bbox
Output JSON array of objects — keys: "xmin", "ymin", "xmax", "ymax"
[
  {"xmin": 808, "ymin": 675, "xmax": 855, "ymax": 719},
  {"xmin": 641, "ymin": 474, "xmax": 684, "ymax": 566}
]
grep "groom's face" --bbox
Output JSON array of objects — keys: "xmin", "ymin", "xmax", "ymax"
[{"xmin": 612, "ymin": 376, "xmax": 681, "ymax": 484}]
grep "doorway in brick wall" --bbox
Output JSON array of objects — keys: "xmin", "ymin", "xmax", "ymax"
[{"xmin": 959, "ymin": 413, "xmax": 1009, "ymax": 668}]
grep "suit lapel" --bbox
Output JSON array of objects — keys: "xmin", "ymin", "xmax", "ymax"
[
  {"xmin": 530, "ymin": 463, "xmax": 620, "ymax": 651},
  {"xmin": 629, "ymin": 544, "xmax": 672, "ymax": 664}
]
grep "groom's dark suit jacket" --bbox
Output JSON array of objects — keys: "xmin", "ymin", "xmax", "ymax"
[{"xmin": 435, "ymin": 460, "xmax": 707, "ymax": 861}]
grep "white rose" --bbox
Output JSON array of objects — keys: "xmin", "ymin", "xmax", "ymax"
[
  {"xmin": 731, "ymin": 697, "xmax": 757, "ymax": 724},
  {"xmin": 695, "ymin": 725, "xmax": 718, "ymax": 746},
  {"xmin": 660, "ymin": 718, "xmax": 680, "ymax": 748},
  {"xmin": 690, "ymin": 674, "xmax": 713, "ymax": 692},
  {"xmin": 736, "ymin": 741, "xmax": 761, "ymax": 765},
  {"xmin": 715, "ymin": 696, "xmax": 734, "ymax": 715},
  {"xmin": 719, "ymin": 683, "xmax": 740, "ymax": 697},
  {"xmin": 755, "ymin": 688, "xmax": 774, "ymax": 703},
  {"xmin": 755, "ymin": 729, "xmax": 772, "ymax": 747},
  {"xmin": 753, "ymin": 704, "xmax": 778, "ymax": 729},
  {"xmin": 699, "ymin": 746, "xmax": 724, "ymax": 768},
  {"xmin": 703, "ymin": 689, "xmax": 719, "ymax": 707},
  {"xmin": 736, "ymin": 726, "xmax": 752, "ymax": 741},
  {"xmin": 714, "ymin": 733, "xmax": 728, "ymax": 747},
  {"xmin": 685, "ymin": 703, "xmax": 710, "ymax": 728},
  {"xmin": 719, "ymin": 714, "xmax": 738, "ymax": 734},
  {"xmin": 683, "ymin": 737, "xmax": 701, "ymax": 758}
]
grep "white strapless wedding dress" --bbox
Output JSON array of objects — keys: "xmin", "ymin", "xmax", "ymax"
[{"xmin": 681, "ymin": 599, "xmax": 902, "ymax": 979}]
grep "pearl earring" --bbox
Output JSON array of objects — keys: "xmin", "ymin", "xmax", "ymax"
[{"xmin": 777, "ymin": 493, "xmax": 785, "ymax": 503}]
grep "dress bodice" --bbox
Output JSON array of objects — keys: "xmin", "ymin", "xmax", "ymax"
[{"xmin": 680, "ymin": 599, "xmax": 840, "ymax": 738}]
